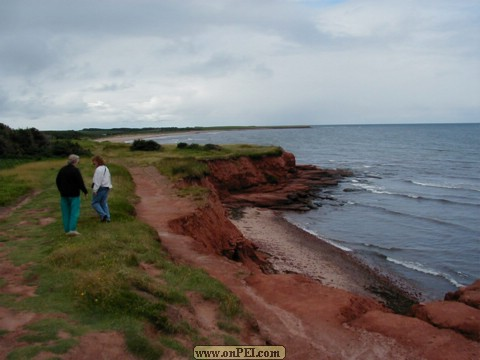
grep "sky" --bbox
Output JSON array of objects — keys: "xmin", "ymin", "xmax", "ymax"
[{"xmin": 1, "ymin": 0, "xmax": 479, "ymax": 130}]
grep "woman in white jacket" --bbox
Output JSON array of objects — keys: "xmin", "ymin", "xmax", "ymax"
[{"xmin": 91, "ymin": 155, "xmax": 112, "ymax": 222}]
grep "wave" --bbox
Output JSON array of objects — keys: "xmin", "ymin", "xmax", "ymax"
[
  {"xmin": 353, "ymin": 202, "xmax": 480, "ymax": 234},
  {"xmin": 287, "ymin": 224, "xmax": 468, "ymax": 290},
  {"xmin": 348, "ymin": 182, "xmax": 480, "ymax": 206},
  {"xmin": 362, "ymin": 243, "xmax": 403, "ymax": 252},
  {"xmin": 386, "ymin": 257, "xmax": 464, "ymax": 288},
  {"xmin": 287, "ymin": 223, "xmax": 353, "ymax": 252},
  {"xmin": 350, "ymin": 183, "xmax": 425, "ymax": 199},
  {"xmin": 407, "ymin": 180, "xmax": 480, "ymax": 192}
]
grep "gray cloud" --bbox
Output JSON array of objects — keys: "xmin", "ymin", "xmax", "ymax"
[
  {"xmin": 0, "ymin": 32, "xmax": 58, "ymax": 75},
  {"xmin": 0, "ymin": 0, "xmax": 478, "ymax": 130},
  {"xmin": 180, "ymin": 53, "xmax": 250, "ymax": 77}
]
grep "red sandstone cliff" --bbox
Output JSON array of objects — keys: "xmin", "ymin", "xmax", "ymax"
[
  {"xmin": 169, "ymin": 151, "xmax": 351, "ymax": 267},
  {"xmin": 206, "ymin": 151, "xmax": 351, "ymax": 210},
  {"xmin": 168, "ymin": 151, "xmax": 480, "ymax": 359}
]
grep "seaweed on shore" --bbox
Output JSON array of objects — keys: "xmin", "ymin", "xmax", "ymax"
[{"xmin": 367, "ymin": 282, "xmax": 419, "ymax": 315}]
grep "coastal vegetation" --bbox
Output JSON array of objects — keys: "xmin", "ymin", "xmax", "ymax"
[
  {"xmin": 130, "ymin": 139, "xmax": 163, "ymax": 151},
  {"xmin": 0, "ymin": 132, "xmax": 283, "ymax": 358},
  {"xmin": 0, "ymin": 120, "xmax": 282, "ymax": 204},
  {"xmin": 1, "ymin": 121, "xmax": 290, "ymax": 163},
  {"xmin": 0, "ymin": 123, "xmax": 91, "ymax": 161},
  {"xmin": 44, "ymin": 125, "xmax": 310, "ymax": 140}
]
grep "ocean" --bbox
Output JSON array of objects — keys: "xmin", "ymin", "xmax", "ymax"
[{"xmin": 152, "ymin": 123, "xmax": 480, "ymax": 301}]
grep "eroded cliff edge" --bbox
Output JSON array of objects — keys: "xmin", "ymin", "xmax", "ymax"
[
  {"xmin": 168, "ymin": 150, "xmax": 480, "ymax": 358},
  {"xmin": 169, "ymin": 151, "xmax": 351, "ymax": 268}
]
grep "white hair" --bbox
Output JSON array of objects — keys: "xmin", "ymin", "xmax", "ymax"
[{"xmin": 67, "ymin": 154, "xmax": 80, "ymax": 165}]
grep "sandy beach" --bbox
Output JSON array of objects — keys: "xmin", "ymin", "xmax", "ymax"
[
  {"xmin": 96, "ymin": 130, "xmax": 209, "ymax": 143},
  {"xmin": 230, "ymin": 207, "xmax": 418, "ymax": 308}
]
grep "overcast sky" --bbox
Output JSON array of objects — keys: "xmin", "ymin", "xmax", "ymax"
[{"xmin": 1, "ymin": 0, "xmax": 479, "ymax": 130}]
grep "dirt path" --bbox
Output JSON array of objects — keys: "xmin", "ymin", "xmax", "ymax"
[{"xmin": 129, "ymin": 166, "xmax": 421, "ymax": 360}]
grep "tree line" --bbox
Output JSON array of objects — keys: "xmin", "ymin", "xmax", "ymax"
[{"xmin": 0, "ymin": 123, "xmax": 90, "ymax": 159}]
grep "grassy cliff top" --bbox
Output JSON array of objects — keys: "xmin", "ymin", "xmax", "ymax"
[{"xmin": 0, "ymin": 139, "xmax": 283, "ymax": 358}]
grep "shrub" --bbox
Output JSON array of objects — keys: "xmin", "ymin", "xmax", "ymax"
[
  {"xmin": 51, "ymin": 140, "xmax": 92, "ymax": 157},
  {"xmin": 204, "ymin": 144, "xmax": 222, "ymax": 151},
  {"xmin": 130, "ymin": 139, "xmax": 162, "ymax": 151},
  {"xmin": 0, "ymin": 123, "xmax": 91, "ymax": 159},
  {"xmin": 176, "ymin": 143, "xmax": 222, "ymax": 151}
]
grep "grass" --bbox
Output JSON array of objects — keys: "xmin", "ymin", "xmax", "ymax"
[
  {"xmin": 0, "ymin": 175, "xmax": 31, "ymax": 206},
  {"xmin": 0, "ymin": 158, "xmax": 33, "ymax": 170},
  {"xmin": 157, "ymin": 157, "xmax": 210, "ymax": 180},
  {"xmin": 171, "ymin": 143, "xmax": 283, "ymax": 161},
  {"xmin": 0, "ymin": 139, "xmax": 282, "ymax": 359}
]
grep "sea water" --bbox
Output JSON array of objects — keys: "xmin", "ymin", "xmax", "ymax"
[{"xmin": 152, "ymin": 123, "xmax": 480, "ymax": 301}]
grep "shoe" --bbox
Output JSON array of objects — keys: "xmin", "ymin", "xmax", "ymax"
[
  {"xmin": 101, "ymin": 216, "xmax": 107, "ymax": 223},
  {"xmin": 67, "ymin": 231, "xmax": 81, "ymax": 236}
]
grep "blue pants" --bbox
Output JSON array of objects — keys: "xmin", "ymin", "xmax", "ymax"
[
  {"xmin": 60, "ymin": 196, "xmax": 81, "ymax": 233},
  {"xmin": 92, "ymin": 187, "xmax": 110, "ymax": 221}
]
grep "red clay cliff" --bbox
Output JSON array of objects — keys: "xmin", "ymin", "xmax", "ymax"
[{"xmin": 164, "ymin": 150, "xmax": 480, "ymax": 359}]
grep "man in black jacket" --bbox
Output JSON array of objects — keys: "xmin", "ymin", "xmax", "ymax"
[{"xmin": 56, "ymin": 154, "xmax": 88, "ymax": 236}]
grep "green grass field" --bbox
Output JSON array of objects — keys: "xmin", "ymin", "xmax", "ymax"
[{"xmin": 0, "ymin": 139, "xmax": 280, "ymax": 359}]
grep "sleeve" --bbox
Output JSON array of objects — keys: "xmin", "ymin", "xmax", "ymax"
[
  {"xmin": 55, "ymin": 171, "xmax": 61, "ymax": 192},
  {"xmin": 77, "ymin": 169, "xmax": 88, "ymax": 195},
  {"xmin": 105, "ymin": 167, "xmax": 112, "ymax": 188},
  {"xmin": 92, "ymin": 167, "xmax": 102, "ymax": 192}
]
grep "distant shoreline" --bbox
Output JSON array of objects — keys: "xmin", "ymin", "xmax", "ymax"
[
  {"xmin": 94, "ymin": 125, "xmax": 311, "ymax": 143},
  {"xmin": 96, "ymin": 130, "xmax": 208, "ymax": 143}
]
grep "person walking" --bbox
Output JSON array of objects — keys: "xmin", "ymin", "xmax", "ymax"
[
  {"xmin": 56, "ymin": 154, "xmax": 88, "ymax": 236},
  {"xmin": 91, "ymin": 155, "xmax": 112, "ymax": 222}
]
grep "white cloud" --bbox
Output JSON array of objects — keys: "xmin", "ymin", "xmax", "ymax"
[{"xmin": 0, "ymin": 0, "xmax": 478, "ymax": 130}]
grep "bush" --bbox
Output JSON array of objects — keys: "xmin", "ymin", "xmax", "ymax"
[
  {"xmin": 0, "ymin": 124, "xmax": 50, "ymax": 158},
  {"xmin": 204, "ymin": 144, "xmax": 222, "ymax": 151},
  {"xmin": 0, "ymin": 123, "xmax": 91, "ymax": 159},
  {"xmin": 130, "ymin": 139, "xmax": 162, "ymax": 151},
  {"xmin": 176, "ymin": 143, "xmax": 222, "ymax": 151},
  {"xmin": 51, "ymin": 140, "xmax": 92, "ymax": 157},
  {"xmin": 187, "ymin": 143, "xmax": 200, "ymax": 150}
]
